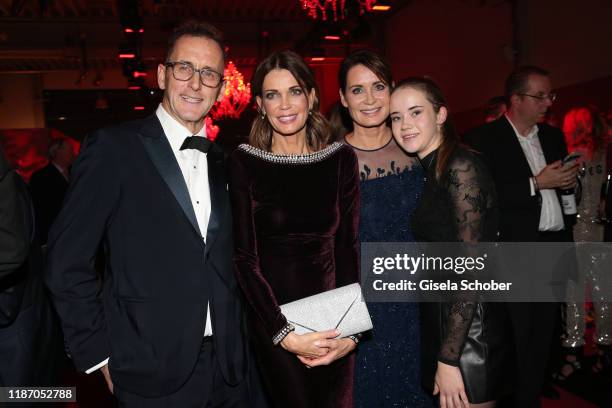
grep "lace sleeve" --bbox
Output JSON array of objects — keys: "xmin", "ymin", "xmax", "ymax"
[{"xmin": 438, "ymin": 151, "xmax": 496, "ymax": 365}]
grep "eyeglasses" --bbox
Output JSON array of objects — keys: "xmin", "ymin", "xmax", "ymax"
[
  {"xmin": 516, "ymin": 92, "xmax": 557, "ymax": 103},
  {"xmin": 164, "ymin": 61, "xmax": 223, "ymax": 88}
]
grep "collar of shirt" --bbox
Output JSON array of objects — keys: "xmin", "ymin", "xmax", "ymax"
[
  {"xmin": 155, "ymin": 104, "xmax": 207, "ymax": 153},
  {"xmin": 505, "ymin": 114, "xmax": 538, "ymax": 141}
]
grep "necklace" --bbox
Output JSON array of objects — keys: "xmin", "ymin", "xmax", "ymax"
[{"xmin": 420, "ymin": 150, "xmax": 437, "ymax": 182}]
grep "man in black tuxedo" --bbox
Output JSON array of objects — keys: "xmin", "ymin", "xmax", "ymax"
[
  {"xmin": 465, "ymin": 66, "xmax": 579, "ymax": 408},
  {"xmin": 30, "ymin": 138, "xmax": 75, "ymax": 244},
  {"xmin": 46, "ymin": 21, "xmax": 252, "ymax": 407},
  {"xmin": 0, "ymin": 148, "xmax": 64, "ymax": 386}
]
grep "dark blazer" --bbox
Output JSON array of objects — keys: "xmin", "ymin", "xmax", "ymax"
[
  {"xmin": 0, "ymin": 151, "xmax": 28, "ymax": 282},
  {"xmin": 0, "ymin": 150, "xmax": 29, "ymax": 326},
  {"xmin": 45, "ymin": 115, "xmax": 246, "ymax": 397},
  {"xmin": 0, "ymin": 149, "xmax": 64, "ymax": 386},
  {"xmin": 29, "ymin": 162, "xmax": 69, "ymax": 244},
  {"xmin": 464, "ymin": 116, "xmax": 574, "ymax": 242}
]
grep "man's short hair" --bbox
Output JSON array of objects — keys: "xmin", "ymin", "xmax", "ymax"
[
  {"xmin": 504, "ymin": 65, "xmax": 550, "ymax": 105},
  {"xmin": 165, "ymin": 20, "xmax": 226, "ymax": 63}
]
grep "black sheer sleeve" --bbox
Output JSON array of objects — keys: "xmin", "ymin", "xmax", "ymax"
[{"xmin": 438, "ymin": 150, "xmax": 497, "ymax": 366}]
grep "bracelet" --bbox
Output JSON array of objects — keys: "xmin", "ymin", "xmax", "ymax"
[
  {"xmin": 272, "ymin": 323, "xmax": 295, "ymax": 346},
  {"xmin": 348, "ymin": 333, "xmax": 363, "ymax": 344}
]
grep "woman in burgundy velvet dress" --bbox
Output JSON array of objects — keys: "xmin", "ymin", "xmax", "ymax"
[{"xmin": 229, "ymin": 50, "xmax": 361, "ymax": 407}]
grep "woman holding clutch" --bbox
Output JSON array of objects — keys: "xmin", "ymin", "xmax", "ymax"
[
  {"xmin": 229, "ymin": 50, "xmax": 360, "ymax": 407},
  {"xmin": 390, "ymin": 77, "xmax": 510, "ymax": 408}
]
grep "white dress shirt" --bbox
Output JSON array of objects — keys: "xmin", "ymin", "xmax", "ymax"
[
  {"xmin": 505, "ymin": 115, "xmax": 564, "ymax": 232},
  {"xmin": 86, "ymin": 104, "xmax": 213, "ymax": 374}
]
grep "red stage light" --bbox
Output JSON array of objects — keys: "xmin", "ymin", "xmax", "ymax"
[
  {"xmin": 128, "ymin": 86, "xmax": 141, "ymax": 90},
  {"xmin": 133, "ymin": 106, "xmax": 145, "ymax": 111},
  {"xmin": 311, "ymin": 57, "xmax": 325, "ymax": 62},
  {"xmin": 124, "ymin": 28, "xmax": 134, "ymax": 33},
  {"xmin": 119, "ymin": 53, "xmax": 136, "ymax": 59},
  {"xmin": 139, "ymin": 28, "xmax": 144, "ymax": 33},
  {"xmin": 133, "ymin": 71, "xmax": 148, "ymax": 78},
  {"xmin": 372, "ymin": 5, "xmax": 391, "ymax": 11},
  {"xmin": 324, "ymin": 35, "xmax": 341, "ymax": 40}
]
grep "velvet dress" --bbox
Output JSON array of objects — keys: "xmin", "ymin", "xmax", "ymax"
[
  {"xmin": 345, "ymin": 137, "xmax": 432, "ymax": 407},
  {"xmin": 229, "ymin": 142, "xmax": 360, "ymax": 408},
  {"xmin": 412, "ymin": 146, "xmax": 510, "ymax": 403}
]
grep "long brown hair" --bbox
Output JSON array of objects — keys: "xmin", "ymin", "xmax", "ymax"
[
  {"xmin": 249, "ymin": 50, "xmax": 330, "ymax": 151},
  {"xmin": 392, "ymin": 77, "xmax": 459, "ymax": 180}
]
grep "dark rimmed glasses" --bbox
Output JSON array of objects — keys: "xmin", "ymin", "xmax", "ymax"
[
  {"xmin": 164, "ymin": 61, "xmax": 223, "ymax": 88},
  {"xmin": 517, "ymin": 92, "xmax": 557, "ymax": 103}
]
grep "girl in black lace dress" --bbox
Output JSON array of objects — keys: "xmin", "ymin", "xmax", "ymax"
[{"xmin": 390, "ymin": 77, "xmax": 510, "ymax": 408}]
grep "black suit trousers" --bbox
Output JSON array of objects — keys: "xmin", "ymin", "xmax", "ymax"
[
  {"xmin": 506, "ymin": 230, "xmax": 568, "ymax": 408},
  {"xmin": 114, "ymin": 340, "xmax": 249, "ymax": 408}
]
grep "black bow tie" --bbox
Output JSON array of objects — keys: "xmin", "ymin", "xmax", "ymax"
[{"xmin": 180, "ymin": 136, "xmax": 213, "ymax": 154}]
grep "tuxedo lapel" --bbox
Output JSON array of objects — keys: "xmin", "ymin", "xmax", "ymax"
[
  {"xmin": 536, "ymin": 126, "xmax": 557, "ymax": 164},
  {"xmin": 138, "ymin": 116, "xmax": 201, "ymax": 237},
  {"xmin": 499, "ymin": 117, "xmax": 536, "ymax": 177},
  {"xmin": 205, "ymin": 145, "xmax": 226, "ymax": 254}
]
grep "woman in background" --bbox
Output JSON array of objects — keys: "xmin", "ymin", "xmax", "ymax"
[
  {"xmin": 337, "ymin": 50, "xmax": 429, "ymax": 407},
  {"xmin": 556, "ymin": 106, "xmax": 611, "ymax": 379},
  {"xmin": 229, "ymin": 50, "xmax": 360, "ymax": 408},
  {"xmin": 390, "ymin": 77, "xmax": 509, "ymax": 407}
]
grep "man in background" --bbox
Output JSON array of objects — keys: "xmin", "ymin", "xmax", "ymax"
[
  {"xmin": 465, "ymin": 66, "xmax": 579, "ymax": 408},
  {"xmin": 484, "ymin": 95, "xmax": 507, "ymax": 123},
  {"xmin": 0, "ymin": 147, "xmax": 64, "ymax": 386},
  {"xmin": 30, "ymin": 139, "xmax": 75, "ymax": 244}
]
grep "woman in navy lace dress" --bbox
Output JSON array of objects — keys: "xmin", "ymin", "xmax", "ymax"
[{"xmin": 337, "ymin": 50, "xmax": 431, "ymax": 407}]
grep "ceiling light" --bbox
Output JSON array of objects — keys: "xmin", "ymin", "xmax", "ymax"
[{"xmin": 372, "ymin": 4, "xmax": 391, "ymax": 11}]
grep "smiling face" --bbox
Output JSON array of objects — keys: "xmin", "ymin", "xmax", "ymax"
[
  {"xmin": 340, "ymin": 64, "xmax": 390, "ymax": 129},
  {"xmin": 390, "ymin": 86, "xmax": 447, "ymax": 158},
  {"xmin": 256, "ymin": 68, "xmax": 314, "ymax": 139},
  {"xmin": 157, "ymin": 35, "xmax": 225, "ymax": 134}
]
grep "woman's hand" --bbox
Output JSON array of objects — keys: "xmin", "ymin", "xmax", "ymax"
[
  {"xmin": 280, "ymin": 329, "xmax": 339, "ymax": 359},
  {"xmin": 296, "ymin": 337, "xmax": 356, "ymax": 368},
  {"xmin": 433, "ymin": 361, "xmax": 470, "ymax": 408}
]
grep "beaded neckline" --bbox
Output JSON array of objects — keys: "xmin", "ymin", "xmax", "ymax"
[{"xmin": 238, "ymin": 142, "xmax": 343, "ymax": 164}]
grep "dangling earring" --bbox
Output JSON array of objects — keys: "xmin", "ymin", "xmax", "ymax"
[
  {"xmin": 261, "ymin": 109, "xmax": 266, "ymax": 119},
  {"xmin": 308, "ymin": 110, "xmax": 312, "ymax": 116}
]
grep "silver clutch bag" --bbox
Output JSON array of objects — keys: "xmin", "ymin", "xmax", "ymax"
[{"xmin": 279, "ymin": 283, "xmax": 373, "ymax": 337}]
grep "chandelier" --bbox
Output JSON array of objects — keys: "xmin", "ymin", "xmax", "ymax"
[
  {"xmin": 205, "ymin": 116, "xmax": 220, "ymax": 141},
  {"xmin": 300, "ymin": 0, "xmax": 377, "ymax": 21},
  {"xmin": 210, "ymin": 61, "xmax": 251, "ymax": 120}
]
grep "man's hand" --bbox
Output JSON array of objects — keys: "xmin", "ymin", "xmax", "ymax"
[
  {"xmin": 100, "ymin": 365, "xmax": 114, "ymax": 395},
  {"xmin": 535, "ymin": 160, "xmax": 579, "ymax": 190},
  {"xmin": 296, "ymin": 337, "xmax": 356, "ymax": 368}
]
